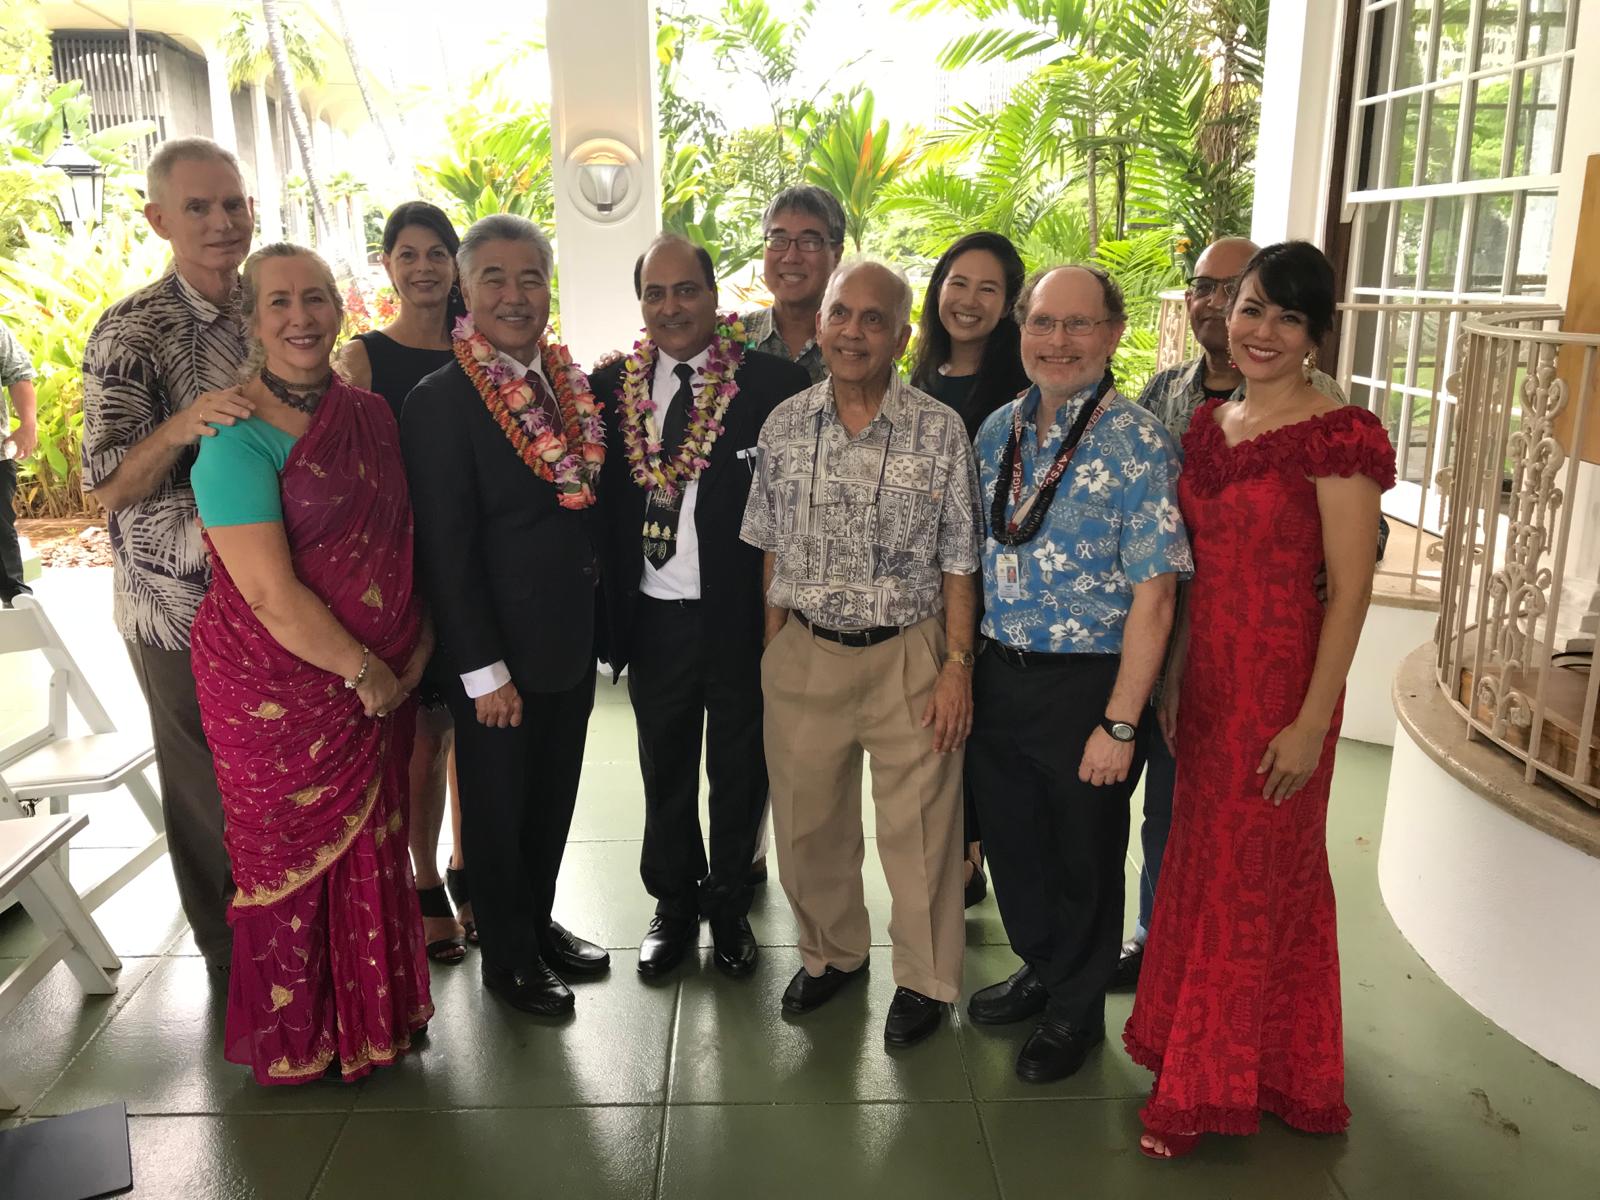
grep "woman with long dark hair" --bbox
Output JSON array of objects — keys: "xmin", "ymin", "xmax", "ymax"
[
  {"xmin": 1124, "ymin": 241, "xmax": 1395, "ymax": 1158},
  {"xmin": 337, "ymin": 202, "xmax": 473, "ymax": 965},
  {"xmin": 911, "ymin": 231, "xmax": 1029, "ymax": 906},
  {"xmin": 910, "ymin": 231, "xmax": 1030, "ymax": 440}
]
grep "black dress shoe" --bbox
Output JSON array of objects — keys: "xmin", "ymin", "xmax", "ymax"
[
  {"xmin": 781, "ymin": 960, "xmax": 867, "ymax": 1014},
  {"xmin": 540, "ymin": 921, "xmax": 611, "ymax": 977},
  {"xmin": 749, "ymin": 857, "xmax": 768, "ymax": 885},
  {"xmin": 1109, "ymin": 939, "xmax": 1144, "ymax": 990},
  {"xmin": 884, "ymin": 987, "xmax": 943, "ymax": 1046},
  {"xmin": 709, "ymin": 915, "xmax": 759, "ymax": 977},
  {"xmin": 638, "ymin": 914, "xmax": 697, "ymax": 977},
  {"xmin": 967, "ymin": 963, "xmax": 1047, "ymax": 1025},
  {"xmin": 482, "ymin": 960, "xmax": 575, "ymax": 1017},
  {"xmin": 1015, "ymin": 1017, "xmax": 1104, "ymax": 1083}
]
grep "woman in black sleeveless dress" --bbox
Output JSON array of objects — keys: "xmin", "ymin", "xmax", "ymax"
[
  {"xmin": 337, "ymin": 201, "xmax": 471, "ymax": 962},
  {"xmin": 910, "ymin": 232, "xmax": 1029, "ymax": 908}
]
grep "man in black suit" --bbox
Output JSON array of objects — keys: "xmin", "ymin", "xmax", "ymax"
[
  {"xmin": 400, "ymin": 214, "xmax": 609, "ymax": 1017},
  {"xmin": 594, "ymin": 234, "xmax": 809, "ymax": 978}
]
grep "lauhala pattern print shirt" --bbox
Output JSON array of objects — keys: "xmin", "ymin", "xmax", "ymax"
[
  {"xmin": 975, "ymin": 383, "xmax": 1193, "ymax": 654},
  {"xmin": 82, "ymin": 267, "xmax": 247, "ymax": 651},
  {"xmin": 740, "ymin": 373, "xmax": 982, "ymax": 631}
]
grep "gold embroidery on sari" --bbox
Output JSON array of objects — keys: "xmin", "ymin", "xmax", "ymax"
[
  {"xmin": 247, "ymin": 701, "xmax": 287, "ymax": 720},
  {"xmin": 360, "ymin": 584, "xmax": 384, "ymax": 610},
  {"xmin": 288, "ymin": 785, "xmax": 330, "ymax": 807},
  {"xmin": 269, "ymin": 984, "xmax": 294, "ymax": 1011}
]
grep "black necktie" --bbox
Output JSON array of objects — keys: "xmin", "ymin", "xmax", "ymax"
[{"xmin": 644, "ymin": 363, "xmax": 697, "ymax": 568}]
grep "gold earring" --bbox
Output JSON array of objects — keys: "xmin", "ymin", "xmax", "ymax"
[{"xmin": 1303, "ymin": 347, "xmax": 1318, "ymax": 381}]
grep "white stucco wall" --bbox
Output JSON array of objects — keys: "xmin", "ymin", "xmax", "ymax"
[
  {"xmin": 1380, "ymin": 731, "xmax": 1600, "ymax": 1087},
  {"xmin": 1250, "ymin": 0, "xmax": 1346, "ymax": 245},
  {"xmin": 1343, "ymin": 606, "xmax": 1436, "ymax": 746}
]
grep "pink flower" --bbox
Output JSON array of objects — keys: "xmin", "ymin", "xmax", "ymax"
[
  {"xmin": 581, "ymin": 442, "xmax": 605, "ymax": 465},
  {"xmin": 531, "ymin": 431, "xmax": 565, "ymax": 463},
  {"xmin": 558, "ymin": 483, "xmax": 596, "ymax": 510},
  {"xmin": 468, "ymin": 337, "xmax": 495, "ymax": 364},
  {"xmin": 572, "ymin": 393, "xmax": 597, "ymax": 417},
  {"xmin": 499, "ymin": 380, "xmax": 534, "ymax": 412}
]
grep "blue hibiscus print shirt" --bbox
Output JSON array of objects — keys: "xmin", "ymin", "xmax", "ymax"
[{"xmin": 975, "ymin": 383, "xmax": 1193, "ymax": 655}]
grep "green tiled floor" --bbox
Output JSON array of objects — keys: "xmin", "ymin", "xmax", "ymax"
[{"xmin": 3, "ymin": 572, "xmax": 1600, "ymax": 1197}]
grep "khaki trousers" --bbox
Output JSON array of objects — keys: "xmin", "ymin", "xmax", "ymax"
[{"xmin": 761, "ymin": 614, "xmax": 965, "ymax": 1002}]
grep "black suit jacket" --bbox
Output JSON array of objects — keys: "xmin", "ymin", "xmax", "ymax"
[
  {"xmin": 593, "ymin": 347, "xmax": 810, "ymax": 677},
  {"xmin": 400, "ymin": 360, "xmax": 603, "ymax": 696}
]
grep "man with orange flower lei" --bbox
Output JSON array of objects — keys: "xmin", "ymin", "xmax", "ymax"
[
  {"xmin": 400, "ymin": 214, "xmax": 610, "ymax": 1018},
  {"xmin": 594, "ymin": 234, "xmax": 809, "ymax": 978}
]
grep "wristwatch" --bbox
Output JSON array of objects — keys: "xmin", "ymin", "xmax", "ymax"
[
  {"xmin": 946, "ymin": 650, "xmax": 976, "ymax": 668},
  {"xmin": 1100, "ymin": 717, "xmax": 1137, "ymax": 743}
]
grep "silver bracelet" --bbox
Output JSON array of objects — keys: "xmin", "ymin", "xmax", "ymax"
[{"xmin": 344, "ymin": 646, "xmax": 371, "ymax": 690}]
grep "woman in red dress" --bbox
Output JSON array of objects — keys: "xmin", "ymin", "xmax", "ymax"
[{"xmin": 1123, "ymin": 241, "xmax": 1395, "ymax": 1157}]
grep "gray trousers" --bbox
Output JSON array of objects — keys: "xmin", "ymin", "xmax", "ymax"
[{"xmin": 124, "ymin": 639, "xmax": 234, "ymax": 967}]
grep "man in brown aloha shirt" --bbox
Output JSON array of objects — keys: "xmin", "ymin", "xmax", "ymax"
[{"xmin": 742, "ymin": 258, "xmax": 982, "ymax": 1052}]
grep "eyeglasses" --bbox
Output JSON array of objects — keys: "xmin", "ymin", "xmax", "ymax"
[
  {"xmin": 1186, "ymin": 275, "xmax": 1240, "ymax": 301},
  {"xmin": 1021, "ymin": 314, "xmax": 1114, "ymax": 337},
  {"xmin": 764, "ymin": 232, "xmax": 834, "ymax": 253}
]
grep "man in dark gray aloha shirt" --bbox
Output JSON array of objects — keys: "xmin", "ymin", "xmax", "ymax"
[
  {"xmin": 82, "ymin": 137, "xmax": 255, "ymax": 973},
  {"xmin": 740, "ymin": 184, "xmax": 845, "ymax": 385}
]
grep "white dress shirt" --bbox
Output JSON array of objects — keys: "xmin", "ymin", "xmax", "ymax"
[
  {"xmin": 639, "ymin": 347, "xmax": 709, "ymax": 602},
  {"xmin": 460, "ymin": 349, "xmax": 553, "ymax": 700}
]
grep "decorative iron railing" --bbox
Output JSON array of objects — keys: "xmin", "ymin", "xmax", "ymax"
[
  {"xmin": 1434, "ymin": 310, "xmax": 1600, "ymax": 807},
  {"xmin": 1153, "ymin": 290, "xmax": 1549, "ymax": 604}
]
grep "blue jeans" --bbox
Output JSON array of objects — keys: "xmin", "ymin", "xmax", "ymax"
[{"xmin": 1135, "ymin": 725, "xmax": 1176, "ymax": 940}]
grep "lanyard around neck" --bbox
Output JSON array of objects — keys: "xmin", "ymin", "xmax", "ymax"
[{"xmin": 991, "ymin": 373, "xmax": 1116, "ymax": 545}]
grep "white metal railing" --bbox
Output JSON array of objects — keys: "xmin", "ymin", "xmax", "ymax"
[
  {"xmin": 1153, "ymin": 289, "xmax": 1548, "ymax": 604},
  {"xmin": 1434, "ymin": 309, "xmax": 1600, "ymax": 806}
]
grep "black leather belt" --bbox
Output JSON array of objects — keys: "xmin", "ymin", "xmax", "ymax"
[
  {"xmin": 982, "ymin": 636, "xmax": 1079, "ymax": 669},
  {"xmin": 795, "ymin": 612, "xmax": 902, "ymax": 647},
  {"xmin": 640, "ymin": 594, "xmax": 701, "ymax": 607}
]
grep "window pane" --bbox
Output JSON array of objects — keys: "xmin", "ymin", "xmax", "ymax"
[
  {"xmin": 1356, "ymin": 202, "xmax": 1392, "ymax": 290},
  {"xmin": 1466, "ymin": 74, "xmax": 1512, "ymax": 180},
  {"xmin": 1512, "ymin": 191, "xmax": 1557, "ymax": 294},
  {"xmin": 1526, "ymin": 0, "xmax": 1571, "ymax": 58},
  {"xmin": 1514, "ymin": 62, "xmax": 1565, "ymax": 176},
  {"xmin": 1479, "ymin": 0, "xmax": 1523, "ymax": 72},
  {"xmin": 1394, "ymin": 199, "xmax": 1427, "ymax": 287},
  {"xmin": 1389, "ymin": 92, "xmax": 1425, "ymax": 187},
  {"xmin": 1426, "ymin": 195, "xmax": 1466, "ymax": 291},
  {"xmin": 1396, "ymin": 0, "xmax": 1435, "ymax": 90},
  {"xmin": 1469, "ymin": 193, "xmax": 1514, "ymax": 292},
  {"xmin": 1422, "ymin": 85, "xmax": 1462, "ymax": 184},
  {"xmin": 1435, "ymin": 1, "xmax": 1472, "ymax": 81}
]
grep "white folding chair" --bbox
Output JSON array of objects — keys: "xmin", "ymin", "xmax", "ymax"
[
  {"xmin": 0, "ymin": 812, "xmax": 120, "ymax": 1111},
  {"xmin": 0, "ymin": 596, "xmax": 167, "ymax": 912}
]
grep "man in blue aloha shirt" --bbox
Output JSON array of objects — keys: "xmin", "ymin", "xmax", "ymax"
[{"xmin": 962, "ymin": 264, "xmax": 1192, "ymax": 1085}]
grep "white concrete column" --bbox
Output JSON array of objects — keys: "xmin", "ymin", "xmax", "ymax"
[
  {"xmin": 199, "ymin": 44, "xmax": 237, "ymax": 153},
  {"xmin": 1250, "ymin": 0, "xmax": 1347, "ymax": 246},
  {"xmin": 250, "ymin": 82, "xmax": 282, "ymax": 242},
  {"xmin": 546, "ymin": 0, "xmax": 662, "ymax": 365}
]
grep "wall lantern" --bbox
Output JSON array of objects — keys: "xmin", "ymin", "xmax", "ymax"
[
  {"xmin": 566, "ymin": 137, "xmax": 642, "ymax": 224},
  {"xmin": 44, "ymin": 122, "xmax": 106, "ymax": 232}
]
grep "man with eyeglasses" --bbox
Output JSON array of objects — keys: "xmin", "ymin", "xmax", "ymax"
[
  {"xmin": 740, "ymin": 185, "xmax": 847, "ymax": 385},
  {"xmin": 1112, "ymin": 236, "xmax": 1374, "ymax": 991},
  {"xmin": 740, "ymin": 258, "xmax": 982, "ymax": 1049},
  {"xmin": 592, "ymin": 234, "xmax": 809, "ymax": 979},
  {"xmin": 964, "ymin": 265, "xmax": 1192, "ymax": 1083}
]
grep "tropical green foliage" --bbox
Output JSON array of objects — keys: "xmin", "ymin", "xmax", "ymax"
[
  {"xmin": 802, "ymin": 93, "xmax": 918, "ymax": 252},
  {"xmin": 421, "ymin": 63, "xmax": 556, "ymax": 227},
  {"xmin": 0, "ymin": 214, "xmax": 170, "ymax": 515}
]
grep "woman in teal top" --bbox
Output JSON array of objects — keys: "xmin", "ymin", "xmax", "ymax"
[{"xmin": 188, "ymin": 242, "xmax": 436, "ymax": 1086}]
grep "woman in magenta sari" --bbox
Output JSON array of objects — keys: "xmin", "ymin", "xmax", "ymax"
[{"xmin": 190, "ymin": 243, "xmax": 433, "ymax": 1085}]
